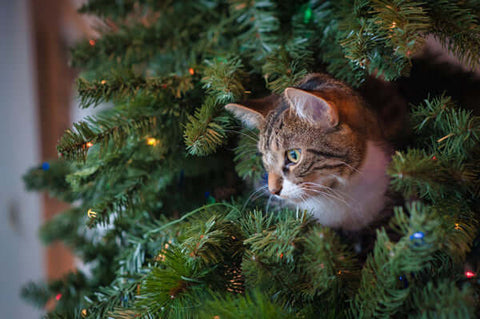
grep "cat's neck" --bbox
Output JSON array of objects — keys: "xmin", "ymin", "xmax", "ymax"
[{"xmin": 300, "ymin": 140, "xmax": 391, "ymax": 231}]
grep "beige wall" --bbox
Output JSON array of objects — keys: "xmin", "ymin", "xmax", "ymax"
[{"xmin": 0, "ymin": 0, "xmax": 44, "ymax": 317}]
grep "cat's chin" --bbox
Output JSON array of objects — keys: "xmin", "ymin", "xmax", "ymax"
[
  {"xmin": 282, "ymin": 197, "xmax": 303, "ymax": 204},
  {"xmin": 277, "ymin": 179, "xmax": 308, "ymax": 203},
  {"xmin": 271, "ymin": 194, "xmax": 297, "ymax": 203}
]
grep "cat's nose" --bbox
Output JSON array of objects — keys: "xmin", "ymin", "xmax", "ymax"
[
  {"xmin": 268, "ymin": 173, "xmax": 283, "ymax": 195},
  {"xmin": 270, "ymin": 187, "xmax": 282, "ymax": 195}
]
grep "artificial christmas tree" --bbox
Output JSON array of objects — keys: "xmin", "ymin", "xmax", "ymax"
[{"xmin": 22, "ymin": 1, "xmax": 480, "ymax": 318}]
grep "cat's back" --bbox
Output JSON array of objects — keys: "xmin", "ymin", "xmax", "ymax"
[{"xmin": 297, "ymin": 73, "xmax": 352, "ymax": 92}]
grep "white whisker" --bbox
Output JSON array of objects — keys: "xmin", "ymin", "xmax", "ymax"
[
  {"xmin": 242, "ymin": 185, "xmax": 268, "ymax": 212},
  {"xmin": 265, "ymin": 194, "xmax": 273, "ymax": 212},
  {"xmin": 302, "ymin": 188, "xmax": 350, "ymax": 207},
  {"xmin": 298, "ymin": 181, "xmax": 352, "ymax": 207},
  {"xmin": 338, "ymin": 161, "xmax": 361, "ymax": 174},
  {"xmin": 300, "ymin": 181, "xmax": 354, "ymax": 200},
  {"xmin": 310, "ymin": 190, "xmax": 351, "ymax": 208}
]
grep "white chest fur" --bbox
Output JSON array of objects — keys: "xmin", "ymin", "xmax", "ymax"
[{"xmin": 288, "ymin": 141, "xmax": 391, "ymax": 231}]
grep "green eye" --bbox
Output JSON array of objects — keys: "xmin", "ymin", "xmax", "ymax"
[{"xmin": 286, "ymin": 149, "xmax": 301, "ymax": 164}]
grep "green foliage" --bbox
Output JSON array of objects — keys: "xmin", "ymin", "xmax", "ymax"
[
  {"xmin": 388, "ymin": 149, "xmax": 453, "ymax": 200},
  {"xmin": 233, "ymin": 128, "xmax": 263, "ymax": 182},
  {"xmin": 263, "ymin": 46, "xmax": 313, "ymax": 93},
  {"xmin": 201, "ymin": 57, "xmax": 247, "ymax": 104},
  {"xmin": 370, "ymin": 0, "xmax": 431, "ymax": 56},
  {"xmin": 229, "ymin": 0, "xmax": 280, "ymax": 66},
  {"xmin": 57, "ymin": 108, "xmax": 158, "ymax": 160},
  {"xmin": 389, "ymin": 95, "xmax": 480, "ymax": 203},
  {"xmin": 300, "ymin": 226, "xmax": 359, "ymax": 299},
  {"xmin": 306, "ymin": 0, "xmax": 480, "ymax": 83},
  {"xmin": 184, "ymin": 56, "xmax": 249, "ymax": 156},
  {"xmin": 23, "ymin": 159, "xmax": 75, "ymax": 202},
  {"xmin": 425, "ymin": 0, "xmax": 480, "ymax": 69},
  {"xmin": 309, "ymin": 1, "xmax": 365, "ymax": 86},
  {"xmin": 136, "ymin": 246, "xmax": 211, "ymax": 317},
  {"xmin": 182, "ymin": 213, "xmax": 244, "ymax": 267},
  {"xmin": 39, "ymin": 208, "xmax": 85, "ymax": 245},
  {"xmin": 22, "ymin": 1, "xmax": 480, "ymax": 318},
  {"xmin": 76, "ymin": 74, "xmax": 194, "ymax": 108},
  {"xmin": 339, "ymin": 0, "xmax": 430, "ymax": 81},
  {"xmin": 410, "ymin": 95, "xmax": 480, "ymax": 161},
  {"xmin": 409, "ymin": 279, "xmax": 476, "ymax": 319},
  {"xmin": 23, "ymin": 272, "xmax": 90, "ymax": 317},
  {"xmin": 131, "ymin": 205, "xmax": 244, "ymax": 318},
  {"xmin": 244, "ymin": 210, "xmax": 311, "ymax": 265},
  {"xmin": 21, "ymin": 281, "xmax": 50, "ymax": 309},
  {"xmin": 78, "ymin": 0, "xmax": 136, "ymax": 18},
  {"xmin": 240, "ymin": 210, "xmax": 358, "ymax": 316},
  {"xmin": 71, "ymin": 23, "xmax": 158, "ymax": 72},
  {"xmin": 351, "ymin": 202, "xmax": 476, "ymax": 318},
  {"xmin": 198, "ymin": 290, "xmax": 296, "ymax": 319},
  {"xmin": 184, "ymin": 96, "xmax": 232, "ymax": 156},
  {"xmin": 84, "ymin": 278, "xmax": 140, "ymax": 319}
]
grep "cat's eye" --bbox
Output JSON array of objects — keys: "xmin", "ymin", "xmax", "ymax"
[{"xmin": 286, "ymin": 149, "xmax": 301, "ymax": 164}]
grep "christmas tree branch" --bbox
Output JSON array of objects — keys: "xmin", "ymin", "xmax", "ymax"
[
  {"xmin": 57, "ymin": 108, "xmax": 158, "ymax": 160},
  {"xmin": 184, "ymin": 96, "xmax": 232, "ymax": 156},
  {"xmin": 76, "ymin": 74, "xmax": 194, "ymax": 108}
]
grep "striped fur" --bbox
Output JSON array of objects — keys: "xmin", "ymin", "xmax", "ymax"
[{"xmin": 226, "ymin": 74, "xmax": 391, "ymax": 231}]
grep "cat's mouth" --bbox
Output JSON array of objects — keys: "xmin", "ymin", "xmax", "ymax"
[
  {"xmin": 278, "ymin": 194, "xmax": 303, "ymax": 203},
  {"xmin": 281, "ymin": 181, "xmax": 339, "ymax": 202},
  {"xmin": 272, "ymin": 179, "xmax": 340, "ymax": 203}
]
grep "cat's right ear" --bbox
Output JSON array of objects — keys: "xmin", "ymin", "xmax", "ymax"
[
  {"xmin": 225, "ymin": 103, "xmax": 265, "ymax": 129},
  {"xmin": 284, "ymin": 88, "xmax": 339, "ymax": 128}
]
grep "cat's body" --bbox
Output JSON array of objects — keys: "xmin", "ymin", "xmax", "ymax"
[
  {"xmin": 292, "ymin": 140, "xmax": 390, "ymax": 230},
  {"xmin": 226, "ymin": 74, "xmax": 392, "ymax": 231}
]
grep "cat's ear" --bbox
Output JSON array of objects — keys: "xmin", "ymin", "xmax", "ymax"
[
  {"xmin": 225, "ymin": 94, "xmax": 279, "ymax": 128},
  {"xmin": 225, "ymin": 103, "xmax": 265, "ymax": 128},
  {"xmin": 284, "ymin": 88, "xmax": 338, "ymax": 127}
]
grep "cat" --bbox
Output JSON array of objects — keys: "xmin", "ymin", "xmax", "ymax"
[{"xmin": 225, "ymin": 74, "xmax": 392, "ymax": 231}]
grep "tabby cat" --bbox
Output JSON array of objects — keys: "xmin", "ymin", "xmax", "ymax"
[{"xmin": 226, "ymin": 74, "xmax": 391, "ymax": 231}]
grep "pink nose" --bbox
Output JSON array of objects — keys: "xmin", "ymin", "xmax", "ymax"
[
  {"xmin": 268, "ymin": 173, "xmax": 282, "ymax": 195},
  {"xmin": 269, "ymin": 187, "xmax": 282, "ymax": 195}
]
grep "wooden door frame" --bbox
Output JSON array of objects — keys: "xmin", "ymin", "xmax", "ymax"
[{"xmin": 29, "ymin": 0, "xmax": 76, "ymax": 280}]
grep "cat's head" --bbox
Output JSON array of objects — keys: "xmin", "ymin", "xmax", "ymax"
[{"xmin": 226, "ymin": 76, "xmax": 376, "ymax": 204}]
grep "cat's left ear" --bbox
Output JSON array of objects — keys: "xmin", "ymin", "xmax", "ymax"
[
  {"xmin": 224, "ymin": 103, "xmax": 265, "ymax": 129},
  {"xmin": 284, "ymin": 88, "xmax": 339, "ymax": 127},
  {"xmin": 225, "ymin": 94, "xmax": 279, "ymax": 129}
]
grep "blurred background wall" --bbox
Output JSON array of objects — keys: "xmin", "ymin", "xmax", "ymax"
[
  {"xmin": 0, "ymin": 0, "xmax": 44, "ymax": 317},
  {"xmin": 0, "ymin": 0, "xmax": 97, "ymax": 316}
]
